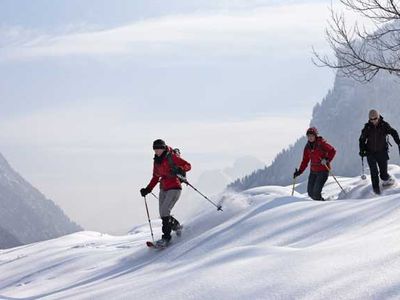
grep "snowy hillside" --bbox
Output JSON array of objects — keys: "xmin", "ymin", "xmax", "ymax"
[
  {"xmin": 1, "ymin": 166, "xmax": 400, "ymax": 299},
  {"xmin": 230, "ymin": 72, "xmax": 400, "ymax": 191},
  {"xmin": 0, "ymin": 152, "xmax": 82, "ymax": 247}
]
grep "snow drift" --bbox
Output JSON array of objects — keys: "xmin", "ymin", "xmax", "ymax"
[{"xmin": 1, "ymin": 166, "xmax": 400, "ymax": 299}]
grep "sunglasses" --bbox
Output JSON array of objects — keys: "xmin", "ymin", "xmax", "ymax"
[{"xmin": 370, "ymin": 117, "xmax": 378, "ymax": 121}]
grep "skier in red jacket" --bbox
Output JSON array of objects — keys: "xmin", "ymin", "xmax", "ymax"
[
  {"xmin": 293, "ymin": 127, "xmax": 336, "ymax": 201},
  {"xmin": 140, "ymin": 139, "xmax": 191, "ymax": 247}
]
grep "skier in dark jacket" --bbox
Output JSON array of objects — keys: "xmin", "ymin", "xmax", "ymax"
[
  {"xmin": 140, "ymin": 139, "xmax": 191, "ymax": 247},
  {"xmin": 293, "ymin": 127, "xmax": 336, "ymax": 201},
  {"xmin": 359, "ymin": 109, "xmax": 400, "ymax": 194}
]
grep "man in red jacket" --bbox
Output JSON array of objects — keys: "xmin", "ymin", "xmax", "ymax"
[
  {"xmin": 293, "ymin": 127, "xmax": 336, "ymax": 201},
  {"xmin": 140, "ymin": 139, "xmax": 191, "ymax": 247}
]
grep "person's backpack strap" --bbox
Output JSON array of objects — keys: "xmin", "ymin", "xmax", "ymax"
[
  {"xmin": 165, "ymin": 151, "xmax": 175, "ymax": 172},
  {"xmin": 166, "ymin": 151, "xmax": 186, "ymax": 181}
]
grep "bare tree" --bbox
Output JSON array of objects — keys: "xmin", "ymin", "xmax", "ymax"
[{"xmin": 314, "ymin": 0, "xmax": 400, "ymax": 82}]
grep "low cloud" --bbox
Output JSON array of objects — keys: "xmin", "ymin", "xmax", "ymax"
[{"xmin": 0, "ymin": 103, "xmax": 309, "ymax": 162}]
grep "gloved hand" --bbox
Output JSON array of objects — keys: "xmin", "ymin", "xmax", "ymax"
[
  {"xmin": 140, "ymin": 187, "xmax": 151, "ymax": 197},
  {"xmin": 359, "ymin": 149, "xmax": 367, "ymax": 157},
  {"xmin": 293, "ymin": 168, "xmax": 302, "ymax": 179},
  {"xmin": 173, "ymin": 167, "xmax": 186, "ymax": 177},
  {"xmin": 321, "ymin": 158, "xmax": 329, "ymax": 166},
  {"xmin": 174, "ymin": 167, "xmax": 187, "ymax": 183}
]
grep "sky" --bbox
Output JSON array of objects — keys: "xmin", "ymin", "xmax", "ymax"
[{"xmin": 0, "ymin": 0, "xmax": 340, "ymax": 233}]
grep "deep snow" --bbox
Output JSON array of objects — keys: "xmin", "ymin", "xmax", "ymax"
[{"xmin": 1, "ymin": 166, "xmax": 400, "ymax": 299}]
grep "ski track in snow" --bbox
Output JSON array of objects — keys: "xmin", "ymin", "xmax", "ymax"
[{"xmin": 1, "ymin": 166, "xmax": 400, "ymax": 299}]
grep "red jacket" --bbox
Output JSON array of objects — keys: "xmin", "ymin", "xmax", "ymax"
[
  {"xmin": 299, "ymin": 137, "xmax": 336, "ymax": 173},
  {"xmin": 146, "ymin": 147, "xmax": 191, "ymax": 191}
]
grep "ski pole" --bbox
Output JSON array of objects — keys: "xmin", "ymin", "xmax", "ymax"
[
  {"xmin": 361, "ymin": 157, "xmax": 367, "ymax": 180},
  {"xmin": 323, "ymin": 164, "xmax": 347, "ymax": 195},
  {"xmin": 291, "ymin": 177, "xmax": 296, "ymax": 196},
  {"xmin": 151, "ymin": 192, "xmax": 159, "ymax": 200},
  {"xmin": 177, "ymin": 175, "xmax": 223, "ymax": 211},
  {"xmin": 143, "ymin": 196, "xmax": 155, "ymax": 244}
]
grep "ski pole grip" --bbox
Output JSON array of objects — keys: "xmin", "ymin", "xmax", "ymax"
[{"xmin": 177, "ymin": 174, "xmax": 188, "ymax": 183}]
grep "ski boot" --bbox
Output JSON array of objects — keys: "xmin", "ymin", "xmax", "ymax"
[
  {"xmin": 155, "ymin": 237, "xmax": 170, "ymax": 249},
  {"xmin": 382, "ymin": 176, "xmax": 395, "ymax": 187},
  {"xmin": 173, "ymin": 224, "xmax": 183, "ymax": 237},
  {"xmin": 170, "ymin": 216, "xmax": 182, "ymax": 237},
  {"xmin": 373, "ymin": 187, "xmax": 381, "ymax": 195},
  {"xmin": 313, "ymin": 196, "xmax": 325, "ymax": 201}
]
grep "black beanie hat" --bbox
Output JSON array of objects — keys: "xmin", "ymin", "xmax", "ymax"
[{"xmin": 153, "ymin": 139, "xmax": 166, "ymax": 150}]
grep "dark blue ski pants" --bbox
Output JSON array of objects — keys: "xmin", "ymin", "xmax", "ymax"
[{"xmin": 307, "ymin": 171, "xmax": 329, "ymax": 200}]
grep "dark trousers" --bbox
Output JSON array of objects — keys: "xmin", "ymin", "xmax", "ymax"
[
  {"xmin": 307, "ymin": 171, "xmax": 329, "ymax": 200},
  {"xmin": 367, "ymin": 151, "xmax": 389, "ymax": 193}
]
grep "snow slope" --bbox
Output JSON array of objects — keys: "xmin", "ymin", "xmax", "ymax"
[{"xmin": 1, "ymin": 166, "xmax": 400, "ymax": 299}]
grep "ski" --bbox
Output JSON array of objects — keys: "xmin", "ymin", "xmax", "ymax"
[
  {"xmin": 146, "ymin": 225, "xmax": 182, "ymax": 249},
  {"xmin": 382, "ymin": 182, "xmax": 397, "ymax": 189},
  {"xmin": 146, "ymin": 241, "xmax": 157, "ymax": 248},
  {"xmin": 146, "ymin": 241, "xmax": 163, "ymax": 249},
  {"xmin": 146, "ymin": 241, "xmax": 169, "ymax": 249}
]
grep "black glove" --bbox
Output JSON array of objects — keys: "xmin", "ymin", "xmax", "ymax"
[
  {"xmin": 359, "ymin": 149, "xmax": 367, "ymax": 157},
  {"xmin": 140, "ymin": 187, "xmax": 151, "ymax": 197},
  {"xmin": 173, "ymin": 167, "xmax": 186, "ymax": 177},
  {"xmin": 293, "ymin": 168, "xmax": 302, "ymax": 179}
]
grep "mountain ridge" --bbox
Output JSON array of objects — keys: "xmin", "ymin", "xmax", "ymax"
[{"xmin": 0, "ymin": 151, "xmax": 82, "ymax": 247}]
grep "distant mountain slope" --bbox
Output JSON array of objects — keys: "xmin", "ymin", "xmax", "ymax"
[
  {"xmin": 0, "ymin": 225, "xmax": 21, "ymax": 249},
  {"xmin": 0, "ymin": 152, "xmax": 82, "ymax": 247},
  {"xmin": 195, "ymin": 156, "xmax": 265, "ymax": 195},
  {"xmin": 229, "ymin": 72, "xmax": 400, "ymax": 191}
]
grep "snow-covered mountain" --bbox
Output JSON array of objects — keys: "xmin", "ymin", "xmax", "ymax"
[
  {"xmin": 1, "ymin": 165, "xmax": 400, "ymax": 299},
  {"xmin": 229, "ymin": 73, "xmax": 400, "ymax": 191},
  {"xmin": 0, "ymin": 152, "xmax": 82, "ymax": 248}
]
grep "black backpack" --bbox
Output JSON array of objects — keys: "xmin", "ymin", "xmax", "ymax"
[{"xmin": 166, "ymin": 148, "xmax": 186, "ymax": 181}]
